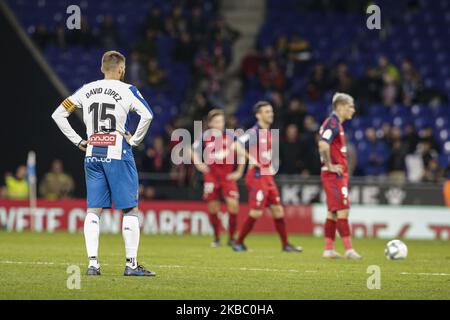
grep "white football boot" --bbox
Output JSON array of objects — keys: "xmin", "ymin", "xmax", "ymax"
[
  {"xmin": 323, "ymin": 249, "xmax": 343, "ymax": 259},
  {"xmin": 345, "ymin": 249, "xmax": 363, "ymax": 260}
]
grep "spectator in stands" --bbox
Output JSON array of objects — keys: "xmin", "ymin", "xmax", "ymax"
[
  {"xmin": 387, "ymin": 139, "xmax": 408, "ymax": 184},
  {"xmin": 420, "ymin": 126, "xmax": 440, "ymax": 152},
  {"xmin": 275, "ymin": 35, "xmax": 289, "ymax": 63},
  {"xmin": 380, "ymin": 122, "xmax": 392, "ymax": 144},
  {"xmin": 241, "ymin": 49, "xmax": 261, "ymax": 81},
  {"xmin": 173, "ymin": 32, "xmax": 197, "ymax": 65},
  {"xmin": 69, "ymin": 16, "xmax": 95, "ymax": 48},
  {"xmin": 207, "ymin": 55, "xmax": 226, "ymax": 108},
  {"xmin": 302, "ymin": 115, "xmax": 319, "ymax": 148},
  {"xmin": 53, "ymin": 24, "xmax": 67, "ymax": 49},
  {"xmin": 287, "ymin": 33, "xmax": 312, "ymax": 63},
  {"xmin": 191, "ymin": 92, "xmax": 213, "ymax": 121},
  {"xmin": 141, "ymin": 136, "xmax": 171, "ymax": 173},
  {"xmin": 143, "ymin": 6, "xmax": 165, "ymax": 33},
  {"xmin": 164, "ymin": 15, "xmax": 178, "ymax": 38},
  {"xmin": 377, "ymin": 55, "xmax": 400, "ymax": 83},
  {"xmin": 226, "ymin": 115, "xmax": 241, "ymax": 131},
  {"xmin": 382, "ymin": 74, "xmax": 399, "ymax": 107},
  {"xmin": 331, "ymin": 63, "xmax": 355, "ymax": 95},
  {"xmin": 143, "ymin": 186, "xmax": 157, "ymax": 200},
  {"xmin": 268, "ymin": 91, "xmax": 285, "ymax": 130},
  {"xmin": 307, "ymin": 63, "xmax": 330, "ymax": 100},
  {"xmin": 146, "ymin": 58, "xmax": 166, "ymax": 87},
  {"xmin": 283, "ymin": 97, "xmax": 307, "ymax": 130},
  {"xmin": 261, "ymin": 46, "xmax": 277, "ymax": 65},
  {"xmin": 194, "ymin": 47, "xmax": 214, "ymax": 79},
  {"xmin": 357, "ymin": 67, "xmax": 383, "ymax": 106},
  {"xmin": 4, "ymin": 165, "xmax": 28, "ymax": 200},
  {"xmin": 135, "ymin": 29, "xmax": 158, "ymax": 59},
  {"xmin": 210, "ymin": 16, "xmax": 240, "ymax": 46},
  {"xmin": 39, "ymin": 160, "xmax": 74, "ymax": 200},
  {"xmin": 386, "ymin": 126, "xmax": 401, "ymax": 146},
  {"xmin": 417, "ymin": 140, "xmax": 440, "ymax": 181},
  {"xmin": 303, "ymin": 114, "xmax": 319, "ymax": 136},
  {"xmin": 98, "ymin": 15, "xmax": 121, "ymax": 50},
  {"xmin": 280, "ymin": 124, "xmax": 305, "ymax": 174},
  {"xmin": 127, "ymin": 50, "xmax": 145, "ymax": 88},
  {"xmin": 188, "ymin": 6, "xmax": 207, "ymax": 45},
  {"xmin": 259, "ymin": 60, "xmax": 286, "ymax": 91},
  {"xmin": 171, "ymin": 5, "xmax": 186, "ymax": 36},
  {"xmin": 423, "ymin": 158, "xmax": 443, "ymax": 182},
  {"xmin": 305, "ymin": 132, "xmax": 322, "ymax": 176},
  {"xmin": 0, "ymin": 186, "xmax": 7, "ymax": 199},
  {"xmin": 360, "ymin": 127, "xmax": 390, "ymax": 175},
  {"xmin": 404, "ymin": 123, "xmax": 419, "ymax": 153},
  {"xmin": 285, "ymin": 33, "xmax": 312, "ymax": 76},
  {"xmin": 401, "ymin": 58, "xmax": 422, "ymax": 106}
]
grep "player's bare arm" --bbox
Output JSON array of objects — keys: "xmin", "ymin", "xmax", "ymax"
[
  {"xmin": 232, "ymin": 140, "xmax": 260, "ymax": 168},
  {"xmin": 190, "ymin": 144, "xmax": 210, "ymax": 174},
  {"xmin": 318, "ymin": 140, "xmax": 343, "ymax": 176},
  {"xmin": 226, "ymin": 162, "xmax": 245, "ymax": 181},
  {"xmin": 120, "ymin": 131, "xmax": 133, "ymax": 145}
]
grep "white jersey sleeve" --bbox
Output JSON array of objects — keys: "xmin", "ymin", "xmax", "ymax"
[
  {"xmin": 127, "ymin": 86, "xmax": 153, "ymax": 147},
  {"xmin": 51, "ymin": 86, "xmax": 85, "ymax": 146}
]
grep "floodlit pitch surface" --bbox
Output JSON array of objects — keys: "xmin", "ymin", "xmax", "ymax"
[{"xmin": 0, "ymin": 232, "xmax": 449, "ymax": 299}]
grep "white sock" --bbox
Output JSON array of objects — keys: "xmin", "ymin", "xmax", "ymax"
[
  {"xmin": 122, "ymin": 213, "xmax": 140, "ymax": 269},
  {"xmin": 84, "ymin": 212, "xmax": 100, "ymax": 268}
]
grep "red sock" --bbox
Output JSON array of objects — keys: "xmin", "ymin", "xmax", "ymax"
[
  {"xmin": 337, "ymin": 218, "xmax": 352, "ymax": 250},
  {"xmin": 236, "ymin": 216, "xmax": 256, "ymax": 245},
  {"xmin": 274, "ymin": 217, "xmax": 289, "ymax": 247},
  {"xmin": 208, "ymin": 213, "xmax": 220, "ymax": 241},
  {"xmin": 228, "ymin": 213, "xmax": 238, "ymax": 241},
  {"xmin": 324, "ymin": 219, "xmax": 337, "ymax": 250}
]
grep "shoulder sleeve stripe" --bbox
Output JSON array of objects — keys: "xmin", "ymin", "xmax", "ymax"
[
  {"xmin": 61, "ymin": 98, "xmax": 77, "ymax": 113},
  {"xmin": 129, "ymin": 86, "xmax": 154, "ymax": 117}
]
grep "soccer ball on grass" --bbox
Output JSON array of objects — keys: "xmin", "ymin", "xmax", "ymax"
[{"xmin": 385, "ymin": 239, "xmax": 408, "ymax": 260}]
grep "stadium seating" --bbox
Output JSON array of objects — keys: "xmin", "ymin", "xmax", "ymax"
[
  {"xmin": 251, "ymin": 0, "xmax": 450, "ymax": 175},
  {"xmin": 7, "ymin": 0, "xmax": 217, "ymax": 139},
  {"xmin": 7, "ymin": 0, "xmax": 450, "ymax": 176}
]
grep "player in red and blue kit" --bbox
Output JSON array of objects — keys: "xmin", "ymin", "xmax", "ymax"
[
  {"xmin": 232, "ymin": 101, "xmax": 302, "ymax": 253},
  {"xmin": 318, "ymin": 93, "xmax": 362, "ymax": 259},
  {"xmin": 192, "ymin": 109, "xmax": 244, "ymax": 247}
]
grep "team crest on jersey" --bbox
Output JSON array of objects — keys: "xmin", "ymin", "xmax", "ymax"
[
  {"xmin": 212, "ymin": 149, "xmax": 230, "ymax": 160},
  {"xmin": 322, "ymin": 129, "xmax": 333, "ymax": 140}
]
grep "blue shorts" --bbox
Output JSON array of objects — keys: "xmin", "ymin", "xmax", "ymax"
[{"xmin": 84, "ymin": 157, "xmax": 139, "ymax": 209}]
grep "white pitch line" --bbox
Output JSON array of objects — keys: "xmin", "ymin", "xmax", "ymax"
[
  {"xmin": 236, "ymin": 267, "xmax": 299, "ymax": 273},
  {"xmin": 0, "ymin": 260, "xmax": 308, "ymax": 274},
  {"xmin": 400, "ymin": 272, "xmax": 450, "ymax": 277}
]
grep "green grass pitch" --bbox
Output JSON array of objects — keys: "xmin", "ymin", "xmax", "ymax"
[{"xmin": 0, "ymin": 232, "xmax": 449, "ymax": 299}]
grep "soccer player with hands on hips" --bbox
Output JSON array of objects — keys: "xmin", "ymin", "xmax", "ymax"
[
  {"xmin": 232, "ymin": 101, "xmax": 303, "ymax": 253},
  {"xmin": 318, "ymin": 93, "xmax": 362, "ymax": 260},
  {"xmin": 191, "ymin": 109, "xmax": 244, "ymax": 247},
  {"xmin": 52, "ymin": 51, "xmax": 156, "ymax": 276}
]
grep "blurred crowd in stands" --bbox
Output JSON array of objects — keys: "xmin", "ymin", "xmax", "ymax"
[
  {"xmin": 4, "ymin": 0, "xmax": 447, "ymax": 200},
  {"xmin": 0, "ymin": 160, "xmax": 74, "ymax": 200}
]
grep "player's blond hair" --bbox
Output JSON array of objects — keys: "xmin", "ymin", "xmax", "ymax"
[
  {"xmin": 101, "ymin": 50, "xmax": 126, "ymax": 72},
  {"xmin": 207, "ymin": 109, "xmax": 224, "ymax": 123},
  {"xmin": 332, "ymin": 92, "xmax": 354, "ymax": 110}
]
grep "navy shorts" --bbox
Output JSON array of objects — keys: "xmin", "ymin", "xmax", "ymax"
[{"xmin": 84, "ymin": 157, "xmax": 139, "ymax": 209}]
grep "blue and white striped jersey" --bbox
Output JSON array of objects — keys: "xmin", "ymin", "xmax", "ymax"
[{"xmin": 59, "ymin": 79, "xmax": 153, "ymax": 160}]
